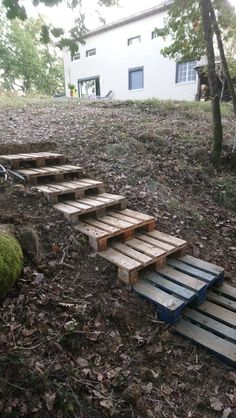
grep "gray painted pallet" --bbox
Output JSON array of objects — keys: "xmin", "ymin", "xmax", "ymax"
[
  {"xmin": 133, "ymin": 255, "xmax": 225, "ymax": 324},
  {"xmin": 175, "ymin": 286, "xmax": 236, "ymax": 367}
]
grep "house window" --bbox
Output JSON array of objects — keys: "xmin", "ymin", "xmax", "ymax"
[
  {"xmin": 151, "ymin": 30, "xmax": 158, "ymax": 39},
  {"xmin": 86, "ymin": 49, "xmax": 96, "ymax": 57},
  {"xmin": 71, "ymin": 53, "xmax": 80, "ymax": 61},
  {"xmin": 129, "ymin": 67, "xmax": 144, "ymax": 90},
  {"xmin": 128, "ymin": 36, "xmax": 141, "ymax": 46},
  {"xmin": 176, "ymin": 60, "xmax": 197, "ymax": 83}
]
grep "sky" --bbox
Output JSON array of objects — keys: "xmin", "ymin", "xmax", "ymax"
[{"xmin": 25, "ymin": 0, "xmax": 236, "ymax": 33}]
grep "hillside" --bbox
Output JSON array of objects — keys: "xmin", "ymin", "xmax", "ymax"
[{"xmin": 0, "ymin": 97, "xmax": 235, "ymax": 418}]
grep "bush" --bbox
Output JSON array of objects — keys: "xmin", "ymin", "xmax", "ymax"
[{"xmin": 0, "ymin": 233, "xmax": 23, "ymax": 296}]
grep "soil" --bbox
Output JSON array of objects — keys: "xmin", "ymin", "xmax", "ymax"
[{"xmin": 0, "ymin": 99, "xmax": 235, "ymax": 418}]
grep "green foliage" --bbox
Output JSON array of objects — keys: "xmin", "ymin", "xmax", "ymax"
[
  {"xmin": 0, "ymin": 14, "xmax": 64, "ymax": 94},
  {"xmin": 0, "ymin": 233, "xmax": 23, "ymax": 296},
  {"xmin": 2, "ymin": 0, "xmax": 119, "ymax": 53},
  {"xmin": 155, "ymin": 0, "xmax": 236, "ymax": 61}
]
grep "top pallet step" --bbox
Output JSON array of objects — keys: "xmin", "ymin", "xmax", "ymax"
[{"xmin": 0, "ymin": 152, "xmax": 65, "ymax": 169}]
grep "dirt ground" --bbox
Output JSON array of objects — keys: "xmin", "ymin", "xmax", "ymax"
[{"xmin": 0, "ymin": 98, "xmax": 236, "ymax": 418}]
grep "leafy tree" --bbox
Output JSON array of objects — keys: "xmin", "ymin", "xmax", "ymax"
[
  {"xmin": 2, "ymin": 0, "xmax": 119, "ymax": 54},
  {"xmin": 156, "ymin": 0, "xmax": 236, "ymax": 168},
  {"xmin": 0, "ymin": 14, "xmax": 64, "ymax": 94}
]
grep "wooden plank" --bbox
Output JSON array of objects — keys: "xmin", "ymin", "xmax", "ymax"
[
  {"xmin": 168, "ymin": 259, "xmax": 215, "ymax": 283},
  {"xmin": 197, "ymin": 301, "xmax": 236, "ymax": 328},
  {"xmin": 52, "ymin": 202, "xmax": 79, "ymax": 214},
  {"xmin": 74, "ymin": 222, "xmax": 108, "ymax": 238},
  {"xmin": 159, "ymin": 266, "xmax": 207, "ymax": 292},
  {"xmin": 112, "ymin": 242, "xmax": 152, "ymax": 265},
  {"xmin": 175, "ymin": 319, "xmax": 236, "ymax": 365},
  {"xmin": 77, "ymin": 197, "xmax": 105, "ymax": 207},
  {"xmin": 137, "ymin": 234, "xmax": 175, "ymax": 252},
  {"xmin": 180, "ymin": 255, "xmax": 224, "ymax": 275},
  {"xmin": 184, "ymin": 308, "xmax": 236, "ymax": 342},
  {"xmin": 85, "ymin": 219, "xmax": 120, "ymax": 234},
  {"xmin": 126, "ymin": 238, "xmax": 166, "ymax": 258},
  {"xmin": 143, "ymin": 271, "xmax": 196, "ymax": 300},
  {"xmin": 207, "ymin": 291, "xmax": 236, "ymax": 312},
  {"xmin": 63, "ymin": 200, "xmax": 91, "ymax": 210},
  {"xmin": 133, "ymin": 279, "xmax": 184, "ymax": 310},
  {"xmin": 99, "ymin": 247, "xmax": 141, "ymax": 270},
  {"xmin": 116, "ymin": 209, "xmax": 154, "ymax": 222},
  {"xmin": 107, "ymin": 211, "xmax": 140, "ymax": 225},
  {"xmin": 215, "ymin": 283, "xmax": 236, "ymax": 301},
  {"xmin": 95, "ymin": 215, "xmax": 132, "ymax": 229},
  {"xmin": 147, "ymin": 230, "xmax": 186, "ymax": 247},
  {"xmin": 87, "ymin": 195, "xmax": 115, "ymax": 203}
]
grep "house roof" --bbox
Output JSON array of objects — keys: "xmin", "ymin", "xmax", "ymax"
[{"xmin": 84, "ymin": 1, "xmax": 172, "ymax": 39}]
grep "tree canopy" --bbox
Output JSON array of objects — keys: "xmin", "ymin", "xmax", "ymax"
[
  {"xmin": 0, "ymin": 12, "xmax": 64, "ymax": 94},
  {"xmin": 2, "ymin": 0, "xmax": 119, "ymax": 54}
]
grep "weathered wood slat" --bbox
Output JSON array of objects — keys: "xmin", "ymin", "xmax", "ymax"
[
  {"xmin": 133, "ymin": 279, "xmax": 185, "ymax": 323},
  {"xmin": 85, "ymin": 218, "xmax": 119, "ymax": 234},
  {"xmin": 137, "ymin": 234, "xmax": 175, "ymax": 252},
  {"xmin": 207, "ymin": 291, "xmax": 236, "ymax": 312},
  {"xmin": 125, "ymin": 238, "xmax": 166, "ymax": 258},
  {"xmin": 95, "ymin": 215, "xmax": 133, "ymax": 229},
  {"xmin": 167, "ymin": 259, "xmax": 215, "ymax": 283},
  {"xmin": 147, "ymin": 230, "xmax": 186, "ymax": 247},
  {"xmin": 143, "ymin": 271, "xmax": 195, "ymax": 301},
  {"xmin": 180, "ymin": 255, "xmax": 224, "ymax": 275},
  {"xmin": 112, "ymin": 242, "xmax": 152, "ymax": 265},
  {"xmin": 175, "ymin": 319, "xmax": 236, "ymax": 365},
  {"xmin": 159, "ymin": 266, "xmax": 207, "ymax": 292},
  {"xmin": 215, "ymin": 283, "xmax": 236, "ymax": 301},
  {"xmin": 99, "ymin": 247, "xmax": 141, "ymax": 270},
  {"xmin": 107, "ymin": 211, "xmax": 140, "ymax": 225},
  {"xmin": 197, "ymin": 301, "xmax": 236, "ymax": 328},
  {"xmin": 118, "ymin": 209, "xmax": 155, "ymax": 222},
  {"xmin": 183, "ymin": 308, "xmax": 236, "ymax": 342},
  {"xmin": 74, "ymin": 222, "xmax": 108, "ymax": 238}
]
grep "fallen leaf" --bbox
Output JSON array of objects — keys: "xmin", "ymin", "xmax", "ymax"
[
  {"xmin": 43, "ymin": 393, "xmax": 56, "ymax": 411},
  {"xmin": 210, "ymin": 397, "xmax": 223, "ymax": 412}
]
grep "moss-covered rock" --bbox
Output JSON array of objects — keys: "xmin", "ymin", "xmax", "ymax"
[{"xmin": 0, "ymin": 232, "xmax": 23, "ymax": 296}]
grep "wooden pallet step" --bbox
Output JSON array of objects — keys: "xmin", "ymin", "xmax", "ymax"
[
  {"xmin": 207, "ymin": 290, "xmax": 236, "ymax": 312},
  {"xmin": 213, "ymin": 283, "xmax": 236, "ymax": 301},
  {"xmin": 175, "ymin": 318, "xmax": 236, "ymax": 366},
  {"xmin": 145, "ymin": 267, "xmax": 207, "ymax": 305},
  {"xmin": 197, "ymin": 300, "xmax": 236, "ymax": 328},
  {"xmin": 54, "ymin": 194, "xmax": 127, "ymax": 223},
  {"xmin": 183, "ymin": 307, "xmax": 236, "ymax": 343},
  {"xmin": 18, "ymin": 164, "xmax": 83, "ymax": 185},
  {"xmin": 168, "ymin": 258, "xmax": 223, "ymax": 287},
  {"xmin": 146, "ymin": 230, "xmax": 186, "ymax": 250},
  {"xmin": 74, "ymin": 209, "xmax": 156, "ymax": 250},
  {"xmin": 97, "ymin": 233, "xmax": 186, "ymax": 284},
  {"xmin": 35, "ymin": 179, "xmax": 104, "ymax": 203},
  {"xmin": 179, "ymin": 254, "xmax": 224, "ymax": 283},
  {"xmin": 0, "ymin": 152, "xmax": 65, "ymax": 169},
  {"xmin": 133, "ymin": 279, "xmax": 185, "ymax": 323},
  {"xmin": 142, "ymin": 271, "xmax": 196, "ymax": 302}
]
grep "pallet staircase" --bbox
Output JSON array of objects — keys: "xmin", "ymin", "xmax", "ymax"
[{"xmin": 1, "ymin": 151, "xmax": 235, "ymax": 367}]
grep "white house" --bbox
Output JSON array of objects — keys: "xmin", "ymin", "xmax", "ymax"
[{"xmin": 63, "ymin": 2, "xmax": 200, "ymax": 101}]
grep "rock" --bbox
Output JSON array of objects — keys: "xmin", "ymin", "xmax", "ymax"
[
  {"xmin": 18, "ymin": 226, "xmax": 41, "ymax": 263},
  {"xmin": 0, "ymin": 227, "xmax": 23, "ymax": 296},
  {"xmin": 122, "ymin": 383, "xmax": 142, "ymax": 403}
]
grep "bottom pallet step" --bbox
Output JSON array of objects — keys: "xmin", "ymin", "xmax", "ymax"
[
  {"xmin": 175, "ymin": 284, "xmax": 236, "ymax": 367},
  {"xmin": 175, "ymin": 319, "xmax": 236, "ymax": 366},
  {"xmin": 131, "ymin": 256, "xmax": 225, "ymax": 324}
]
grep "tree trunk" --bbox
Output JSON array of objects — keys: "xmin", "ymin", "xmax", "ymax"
[
  {"xmin": 199, "ymin": 0, "xmax": 223, "ymax": 168},
  {"xmin": 208, "ymin": 0, "xmax": 236, "ymax": 168}
]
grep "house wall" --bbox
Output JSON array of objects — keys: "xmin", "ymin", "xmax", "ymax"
[{"xmin": 63, "ymin": 10, "xmax": 198, "ymax": 101}]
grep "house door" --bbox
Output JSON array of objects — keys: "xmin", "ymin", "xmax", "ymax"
[{"xmin": 78, "ymin": 77, "xmax": 100, "ymax": 98}]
